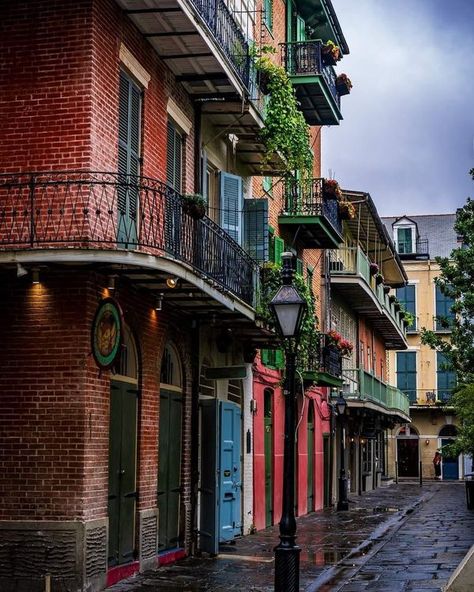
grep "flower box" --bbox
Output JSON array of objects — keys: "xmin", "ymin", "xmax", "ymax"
[{"xmin": 336, "ymin": 73, "xmax": 353, "ymax": 96}]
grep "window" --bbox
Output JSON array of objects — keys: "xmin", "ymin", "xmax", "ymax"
[
  {"xmin": 396, "ymin": 227, "xmax": 413, "ymax": 254},
  {"xmin": 262, "ymin": 176, "xmax": 273, "ymax": 197},
  {"xmin": 167, "ymin": 119, "xmax": 183, "ymax": 192},
  {"xmin": 396, "ymin": 351, "xmax": 417, "ymax": 403},
  {"xmin": 396, "ymin": 284, "xmax": 416, "ymax": 330},
  {"xmin": 436, "ymin": 352, "xmax": 456, "ymax": 403},
  {"xmin": 263, "ymin": 0, "xmax": 272, "ymax": 30},
  {"xmin": 243, "ymin": 199, "xmax": 269, "ymax": 262},
  {"xmin": 435, "ymin": 284, "xmax": 455, "ymax": 331},
  {"xmin": 219, "ymin": 171, "xmax": 243, "ymax": 244}
]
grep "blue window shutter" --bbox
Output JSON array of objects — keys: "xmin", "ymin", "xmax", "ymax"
[
  {"xmin": 435, "ymin": 285, "xmax": 455, "ymax": 329},
  {"xmin": 243, "ymin": 199, "xmax": 268, "ymax": 262},
  {"xmin": 219, "ymin": 172, "xmax": 243, "ymax": 244}
]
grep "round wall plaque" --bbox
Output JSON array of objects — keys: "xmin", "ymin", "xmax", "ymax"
[{"xmin": 91, "ymin": 297, "xmax": 123, "ymax": 369}]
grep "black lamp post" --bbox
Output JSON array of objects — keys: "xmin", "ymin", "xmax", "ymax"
[
  {"xmin": 269, "ymin": 252, "xmax": 307, "ymax": 592},
  {"xmin": 336, "ymin": 394, "xmax": 349, "ymax": 511}
]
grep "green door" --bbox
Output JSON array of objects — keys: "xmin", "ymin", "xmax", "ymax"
[
  {"xmin": 108, "ymin": 380, "xmax": 138, "ymax": 566},
  {"xmin": 158, "ymin": 389, "xmax": 183, "ymax": 551},
  {"xmin": 307, "ymin": 404, "xmax": 314, "ymax": 512},
  {"xmin": 264, "ymin": 389, "xmax": 273, "ymax": 527}
]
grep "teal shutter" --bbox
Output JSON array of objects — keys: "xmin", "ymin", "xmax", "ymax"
[
  {"xmin": 396, "ymin": 284, "xmax": 416, "ymax": 329},
  {"xmin": 243, "ymin": 199, "xmax": 268, "ymax": 262},
  {"xmin": 296, "ymin": 258, "xmax": 303, "ymax": 277},
  {"xmin": 396, "ymin": 352, "xmax": 417, "ymax": 402},
  {"xmin": 219, "ymin": 172, "xmax": 243, "ymax": 244},
  {"xmin": 296, "ymin": 15, "xmax": 306, "ymax": 41},
  {"xmin": 117, "ymin": 72, "xmax": 141, "ymax": 246},
  {"xmin": 264, "ymin": 0, "xmax": 273, "ymax": 30},
  {"xmin": 397, "ymin": 228, "xmax": 413, "ymax": 254},
  {"xmin": 435, "ymin": 285, "xmax": 455, "ymax": 330},
  {"xmin": 436, "ymin": 353, "xmax": 456, "ymax": 402}
]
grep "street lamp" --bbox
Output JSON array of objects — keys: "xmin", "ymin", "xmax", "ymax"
[
  {"xmin": 336, "ymin": 393, "xmax": 349, "ymax": 511},
  {"xmin": 269, "ymin": 252, "xmax": 307, "ymax": 592}
]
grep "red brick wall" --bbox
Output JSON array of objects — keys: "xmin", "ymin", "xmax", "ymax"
[{"xmin": 358, "ymin": 317, "xmax": 387, "ymax": 381}]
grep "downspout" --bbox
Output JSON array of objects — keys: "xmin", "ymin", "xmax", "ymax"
[{"xmin": 190, "ymin": 320, "xmax": 200, "ymax": 554}]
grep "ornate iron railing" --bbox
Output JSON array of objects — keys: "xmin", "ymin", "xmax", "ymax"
[
  {"xmin": 190, "ymin": 0, "xmax": 250, "ymax": 87},
  {"xmin": 306, "ymin": 333, "xmax": 343, "ymax": 377},
  {"xmin": 282, "ymin": 177, "xmax": 342, "ymax": 235},
  {"xmin": 398, "ymin": 237, "xmax": 430, "ymax": 258},
  {"xmin": 0, "ymin": 172, "xmax": 257, "ymax": 305},
  {"xmin": 280, "ymin": 41, "xmax": 340, "ymax": 108}
]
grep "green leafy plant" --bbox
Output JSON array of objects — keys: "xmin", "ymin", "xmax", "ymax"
[
  {"xmin": 257, "ymin": 262, "xmax": 319, "ymax": 370},
  {"xmin": 321, "ymin": 40, "xmax": 341, "ymax": 65},
  {"xmin": 181, "ymin": 194, "xmax": 207, "ymax": 219},
  {"xmin": 254, "ymin": 54, "xmax": 313, "ymax": 180}
]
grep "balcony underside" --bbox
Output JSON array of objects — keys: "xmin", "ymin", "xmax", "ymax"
[
  {"xmin": 0, "ymin": 249, "xmax": 276, "ymax": 347},
  {"xmin": 290, "ymin": 76, "xmax": 342, "ymax": 126},
  {"xmin": 278, "ymin": 214, "xmax": 343, "ymax": 248},
  {"xmin": 331, "ymin": 276, "xmax": 407, "ymax": 349},
  {"xmin": 302, "ymin": 370, "xmax": 343, "ymax": 388},
  {"xmin": 345, "ymin": 398, "xmax": 410, "ymax": 425}
]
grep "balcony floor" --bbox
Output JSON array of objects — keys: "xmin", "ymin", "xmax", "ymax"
[
  {"xmin": 291, "ymin": 76, "xmax": 342, "ymax": 126},
  {"xmin": 278, "ymin": 214, "xmax": 343, "ymax": 248}
]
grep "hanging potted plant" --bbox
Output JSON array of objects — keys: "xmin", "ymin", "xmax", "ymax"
[
  {"xmin": 338, "ymin": 199, "xmax": 356, "ymax": 220},
  {"xmin": 375, "ymin": 273, "xmax": 384, "ymax": 286},
  {"xmin": 323, "ymin": 179, "xmax": 343, "ymax": 200},
  {"xmin": 369, "ymin": 262, "xmax": 379, "ymax": 276},
  {"xmin": 383, "ymin": 284, "xmax": 391, "ymax": 295},
  {"xmin": 321, "ymin": 40, "xmax": 341, "ymax": 66},
  {"xmin": 394, "ymin": 300, "xmax": 401, "ymax": 312},
  {"xmin": 389, "ymin": 294, "xmax": 397, "ymax": 304},
  {"xmin": 182, "ymin": 194, "xmax": 207, "ymax": 219},
  {"xmin": 336, "ymin": 73, "xmax": 353, "ymax": 96}
]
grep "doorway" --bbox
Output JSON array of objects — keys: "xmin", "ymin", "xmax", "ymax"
[
  {"xmin": 439, "ymin": 425, "xmax": 459, "ymax": 480},
  {"xmin": 158, "ymin": 344, "xmax": 183, "ymax": 552},
  {"xmin": 264, "ymin": 389, "xmax": 274, "ymax": 527},
  {"xmin": 396, "ymin": 425, "xmax": 419, "ymax": 478},
  {"xmin": 307, "ymin": 402, "xmax": 315, "ymax": 512},
  {"xmin": 108, "ymin": 326, "xmax": 139, "ymax": 567}
]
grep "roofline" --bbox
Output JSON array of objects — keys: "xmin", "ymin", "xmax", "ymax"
[{"xmin": 323, "ymin": 0, "xmax": 350, "ymax": 54}]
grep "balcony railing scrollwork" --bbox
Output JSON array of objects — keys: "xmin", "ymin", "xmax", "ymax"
[
  {"xmin": 190, "ymin": 0, "xmax": 250, "ymax": 88},
  {"xmin": 0, "ymin": 172, "xmax": 257, "ymax": 306}
]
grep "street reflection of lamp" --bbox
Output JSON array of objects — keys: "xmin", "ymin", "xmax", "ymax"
[
  {"xmin": 269, "ymin": 252, "xmax": 307, "ymax": 592},
  {"xmin": 336, "ymin": 393, "xmax": 349, "ymax": 511},
  {"xmin": 32, "ymin": 268, "xmax": 40, "ymax": 285}
]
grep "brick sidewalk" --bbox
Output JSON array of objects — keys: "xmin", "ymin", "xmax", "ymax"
[{"xmin": 107, "ymin": 482, "xmax": 472, "ymax": 591}]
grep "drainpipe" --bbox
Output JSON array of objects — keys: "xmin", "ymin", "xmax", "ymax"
[{"xmin": 190, "ymin": 319, "xmax": 200, "ymax": 554}]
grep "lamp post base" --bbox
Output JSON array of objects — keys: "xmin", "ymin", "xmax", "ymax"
[
  {"xmin": 337, "ymin": 476, "xmax": 349, "ymax": 511},
  {"xmin": 274, "ymin": 543, "xmax": 301, "ymax": 592}
]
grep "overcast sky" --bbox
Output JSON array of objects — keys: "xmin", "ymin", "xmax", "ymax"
[{"xmin": 322, "ymin": 0, "xmax": 474, "ymax": 216}]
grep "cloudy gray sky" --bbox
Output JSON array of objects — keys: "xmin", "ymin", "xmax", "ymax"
[{"xmin": 322, "ymin": 0, "xmax": 474, "ymax": 216}]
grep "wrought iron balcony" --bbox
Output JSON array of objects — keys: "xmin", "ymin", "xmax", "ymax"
[
  {"xmin": 302, "ymin": 333, "xmax": 343, "ymax": 387},
  {"xmin": 407, "ymin": 389, "xmax": 455, "ymax": 407},
  {"xmin": 397, "ymin": 237, "xmax": 429, "ymax": 260},
  {"xmin": 279, "ymin": 178, "xmax": 343, "ymax": 248},
  {"xmin": 0, "ymin": 172, "xmax": 257, "ymax": 306},
  {"xmin": 280, "ymin": 41, "xmax": 343, "ymax": 126}
]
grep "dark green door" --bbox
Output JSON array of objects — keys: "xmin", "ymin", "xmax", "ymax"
[
  {"xmin": 158, "ymin": 389, "xmax": 183, "ymax": 551},
  {"xmin": 323, "ymin": 435, "xmax": 331, "ymax": 507},
  {"xmin": 108, "ymin": 380, "xmax": 138, "ymax": 566},
  {"xmin": 307, "ymin": 404, "xmax": 314, "ymax": 512},
  {"xmin": 264, "ymin": 389, "xmax": 273, "ymax": 527}
]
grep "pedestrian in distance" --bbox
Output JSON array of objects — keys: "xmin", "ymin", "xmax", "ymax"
[{"xmin": 433, "ymin": 450, "xmax": 442, "ymax": 480}]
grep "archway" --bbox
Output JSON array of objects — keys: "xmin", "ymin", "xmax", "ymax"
[
  {"xmin": 158, "ymin": 343, "xmax": 184, "ymax": 552},
  {"xmin": 396, "ymin": 425, "xmax": 419, "ymax": 478},
  {"xmin": 439, "ymin": 425, "xmax": 459, "ymax": 480},
  {"xmin": 109, "ymin": 325, "xmax": 139, "ymax": 566}
]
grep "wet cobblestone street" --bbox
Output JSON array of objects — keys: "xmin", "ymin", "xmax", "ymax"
[{"xmin": 107, "ymin": 481, "xmax": 474, "ymax": 591}]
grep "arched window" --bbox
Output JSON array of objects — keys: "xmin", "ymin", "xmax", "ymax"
[
  {"xmin": 397, "ymin": 425, "xmax": 419, "ymax": 437},
  {"xmin": 160, "ymin": 343, "xmax": 182, "ymax": 388},
  {"xmin": 439, "ymin": 425, "xmax": 458, "ymax": 437},
  {"xmin": 113, "ymin": 324, "xmax": 138, "ymax": 382}
]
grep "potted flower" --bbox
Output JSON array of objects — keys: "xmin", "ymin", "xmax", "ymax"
[
  {"xmin": 369, "ymin": 262, "xmax": 379, "ymax": 276},
  {"xmin": 375, "ymin": 273, "xmax": 384, "ymax": 286},
  {"xmin": 339, "ymin": 338, "xmax": 354, "ymax": 357},
  {"xmin": 394, "ymin": 301, "xmax": 401, "ymax": 312},
  {"xmin": 338, "ymin": 199, "xmax": 356, "ymax": 220},
  {"xmin": 383, "ymin": 285, "xmax": 391, "ymax": 295},
  {"xmin": 182, "ymin": 194, "xmax": 207, "ymax": 219},
  {"xmin": 321, "ymin": 40, "xmax": 341, "ymax": 66},
  {"xmin": 323, "ymin": 179, "xmax": 343, "ymax": 200},
  {"xmin": 336, "ymin": 73, "xmax": 353, "ymax": 96},
  {"xmin": 389, "ymin": 294, "xmax": 397, "ymax": 304}
]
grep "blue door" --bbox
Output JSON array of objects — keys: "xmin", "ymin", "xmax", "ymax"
[
  {"xmin": 442, "ymin": 438, "xmax": 459, "ymax": 480},
  {"xmin": 219, "ymin": 401, "xmax": 242, "ymax": 542}
]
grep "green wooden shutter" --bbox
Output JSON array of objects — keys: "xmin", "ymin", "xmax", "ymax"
[
  {"xmin": 243, "ymin": 199, "xmax": 268, "ymax": 262},
  {"xmin": 264, "ymin": 0, "xmax": 272, "ymax": 30},
  {"xmin": 296, "ymin": 258, "xmax": 303, "ymax": 277},
  {"xmin": 437, "ymin": 352, "xmax": 456, "ymax": 402},
  {"xmin": 397, "ymin": 227, "xmax": 413, "ymax": 254},
  {"xmin": 117, "ymin": 71, "xmax": 141, "ymax": 246},
  {"xmin": 296, "ymin": 15, "xmax": 306, "ymax": 41},
  {"xmin": 435, "ymin": 285, "xmax": 455, "ymax": 330},
  {"xmin": 219, "ymin": 172, "xmax": 243, "ymax": 244},
  {"xmin": 396, "ymin": 284, "xmax": 416, "ymax": 329},
  {"xmin": 396, "ymin": 352, "xmax": 416, "ymax": 402},
  {"xmin": 273, "ymin": 236, "xmax": 285, "ymax": 264}
]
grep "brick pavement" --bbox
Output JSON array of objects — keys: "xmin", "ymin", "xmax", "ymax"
[{"xmin": 107, "ymin": 481, "xmax": 473, "ymax": 591}]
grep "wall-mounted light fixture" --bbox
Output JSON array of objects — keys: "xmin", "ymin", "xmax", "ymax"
[
  {"xmin": 425, "ymin": 439, "xmax": 430, "ymax": 445},
  {"xmin": 155, "ymin": 293, "xmax": 164, "ymax": 311},
  {"xmin": 107, "ymin": 275, "xmax": 117, "ymax": 291},
  {"xmin": 32, "ymin": 268, "xmax": 40, "ymax": 285},
  {"xmin": 166, "ymin": 277, "xmax": 179, "ymax": 289},
  {"xmin": 17, "ymin": 263, "xmax": 28, "ymax": 278}
]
